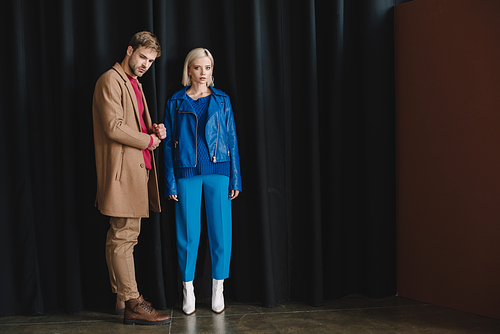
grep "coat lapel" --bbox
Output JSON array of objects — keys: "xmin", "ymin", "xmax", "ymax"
[
  {"xmin": 113, "ymin": 63, "xmax": 143, "ymax": 131},
  {"xmin": 138, "ymin": 81, "xmax": 152, "ymax": 131},
  {"xmin": 124, "ymin": 79, "xmax": 143, "ymax": 130}
]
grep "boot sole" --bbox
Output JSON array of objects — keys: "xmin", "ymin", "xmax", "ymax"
[
  {"xmin": 212, "ymin": 307, "xmax": 225, "ymax": 314},
  {"xmin": 123, "ymin": 318, "xmax": 171, "ymax": 326},
  {"xmin": 183, "ymin": 309, "xmax": 196, "ymax": 315}
]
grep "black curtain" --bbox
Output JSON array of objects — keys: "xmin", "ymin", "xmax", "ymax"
[{"xmin": 0, "ymin": 0, "xmax": 410, "ymax": 316}]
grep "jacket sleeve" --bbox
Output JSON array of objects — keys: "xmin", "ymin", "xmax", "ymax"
[
  {"xmin": 163, "ymin": 98, "xmax": 178, "ymax": 196},
  {"xmin": 225, "ymin": 96, "xmax": 242, "ymax": 192},
  {"xmin": 93, "ymin": 73, "xmax": 151, "ymax": 150}
]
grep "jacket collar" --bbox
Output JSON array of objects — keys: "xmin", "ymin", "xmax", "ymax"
[{"xmin": 172, "ymin": 86, "xmax": 225, "ymax": 100}]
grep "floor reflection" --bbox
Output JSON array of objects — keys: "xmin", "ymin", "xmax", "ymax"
[
  {"xmin": 184, "ymin": 313, "xmax": 197, "ymax": 334},
  {"xmin": 212, "ymin": 312, "xmax": 226, "ymax": 333}
]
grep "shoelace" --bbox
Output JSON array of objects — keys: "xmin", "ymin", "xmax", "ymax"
[{"xmin": 140, "ymin": 300, "xmax": 155, "ymax": 314}]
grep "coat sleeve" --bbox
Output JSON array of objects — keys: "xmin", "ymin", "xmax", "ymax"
[
  {"xmin": 163, "ymin": 98, "xmax": 178, "ymax": 196},
  {"xmin": 225, "ymin": 96, "xmax": 242, "ymax": 192},
  {"xmin": 93, "ymin": 73, "xmax": 151, "ymax": 150}
]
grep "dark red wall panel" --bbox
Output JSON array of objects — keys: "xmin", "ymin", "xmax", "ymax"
[{"xmin": 395, "ymin": 0, "xmax": 500, "ymax": 320}]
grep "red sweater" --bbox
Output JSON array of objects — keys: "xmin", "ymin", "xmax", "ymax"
[{"xmin": 127, "ymin": 74, "xmax": 153, "ymax": 169}]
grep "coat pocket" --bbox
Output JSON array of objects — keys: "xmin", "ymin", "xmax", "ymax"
[{"xmin": 115, "ymin": 148, "xmax": 124, "ymax": 181}]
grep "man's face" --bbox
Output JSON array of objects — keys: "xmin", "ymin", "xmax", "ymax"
[{"xmin": 127, "ymin": 46, "xmax": 157, "ymax": 78}]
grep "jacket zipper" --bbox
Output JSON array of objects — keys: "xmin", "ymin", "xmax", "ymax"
[{"xmin": 213, "ymin": 105, "xmax": 221, "ymax": 163}]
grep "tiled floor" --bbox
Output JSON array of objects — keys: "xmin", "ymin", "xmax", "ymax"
[{"xmin": 1, "ymin": 295, "xmax": 499, "ymax": 333}]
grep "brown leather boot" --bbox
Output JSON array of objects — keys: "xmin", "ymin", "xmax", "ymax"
[
  {"xmin": 123, "ymin": 295, "xmax": 171, "ymax": 326},
  {"xmin": 115, "ymin": 294, "xmax": 151, "ymax": 315}
]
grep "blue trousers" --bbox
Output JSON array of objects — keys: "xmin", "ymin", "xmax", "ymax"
[{"xmin": 175, "ymin": 174, "xmax": 232, "ymax": 282}]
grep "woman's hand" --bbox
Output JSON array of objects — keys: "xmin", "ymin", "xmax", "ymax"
[
  {"xmin": 169, "ymin": 194, "xmax": 178, "ymax": 201},
  {"xmin": 229, "ymin": 190, "xmax": 240, "ymax": 200}
]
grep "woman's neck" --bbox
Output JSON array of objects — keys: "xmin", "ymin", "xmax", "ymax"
[{"xmin": 187, "ymin": 83, "xmax": 211, "ymax": 99}]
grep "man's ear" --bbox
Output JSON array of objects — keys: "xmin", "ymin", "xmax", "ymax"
[{"xmin": 126, "ymin": 46, "xmax": 134, "ymax": 57}]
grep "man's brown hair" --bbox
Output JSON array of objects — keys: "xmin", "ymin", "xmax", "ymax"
[{"xmin": 129, "ymin": 31, "xmax": 161, "ymax": 57}]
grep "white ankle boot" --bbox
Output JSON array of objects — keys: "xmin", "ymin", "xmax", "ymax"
[
  {"xmin": 182, "ymin": 281, "xmax": 196, "ymax": 315},
  {"xmin": 212, "ymin": 279, "xmax": 225, "ymax": 313}
]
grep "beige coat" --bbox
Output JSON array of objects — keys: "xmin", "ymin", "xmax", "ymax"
[{"xmin": 92, "ymin": 63, "xmax": 161, "ymax": 218}]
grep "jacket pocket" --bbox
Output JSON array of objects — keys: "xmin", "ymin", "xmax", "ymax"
[{"xmin": 115, "ymin": 149, "xmax": 124, "ymax": 181}]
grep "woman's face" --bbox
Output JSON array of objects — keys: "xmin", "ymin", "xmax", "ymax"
[{"xmin": 188, "ymin": 56, "xmax": 213, "ymax": 86}]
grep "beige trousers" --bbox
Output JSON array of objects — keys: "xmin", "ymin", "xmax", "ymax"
[{"xmin": 105, "ymin": 217, "xmax": 141, "ymax": 301}]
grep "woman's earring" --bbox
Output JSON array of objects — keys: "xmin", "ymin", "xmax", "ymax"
[{"xmin": 210, "ymin": 75, "xmax": 215, "ymax": 87}]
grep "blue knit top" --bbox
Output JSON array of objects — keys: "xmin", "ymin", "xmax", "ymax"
[{"xmin": 175, "ymin": 94, "xmax": 230, "ymax": 180}]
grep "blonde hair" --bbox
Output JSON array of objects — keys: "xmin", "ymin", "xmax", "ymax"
[{"xmin": 181, "ymin": 48, "xmax": 215, "ymax": 87}]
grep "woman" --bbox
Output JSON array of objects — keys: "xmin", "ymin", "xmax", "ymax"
[{"xmin": 163, "ymin": 48, "xmax": 242, "ymax": 315}]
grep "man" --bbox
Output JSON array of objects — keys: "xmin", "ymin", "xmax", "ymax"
[{"xmin": 92, "ymin": 31, "xmax": 170, "ymax": 326}]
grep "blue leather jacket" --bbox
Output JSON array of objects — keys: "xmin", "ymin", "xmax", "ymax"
[{"xmin": 163, "ymin": 86, "xmax": 242, "ymax": 196}]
